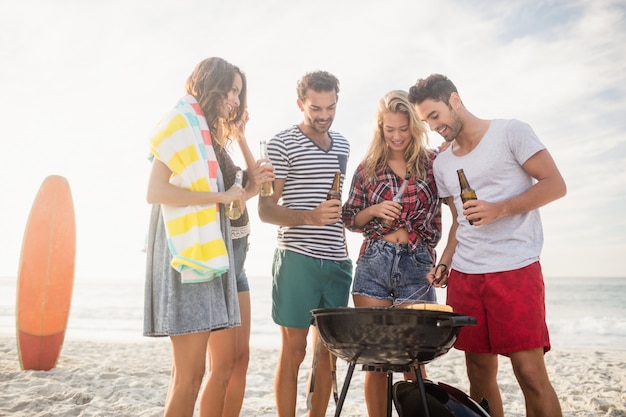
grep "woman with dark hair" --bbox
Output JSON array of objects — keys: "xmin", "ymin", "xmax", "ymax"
[{"xmin": 144, "ymin": 57, "xmax": 273, "ymax": 417}]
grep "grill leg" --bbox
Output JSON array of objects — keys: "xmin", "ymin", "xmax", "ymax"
[
  {"xmin": 386, "ymin": 370, "xmax": 393, "ymax": 417},
  {"xmin": 334, "ymin": 361, "xmax": 357, "ymax": 417},
  {"xmin": 414, "ymin": 367, "xmax": 431, "ymax": 417}
]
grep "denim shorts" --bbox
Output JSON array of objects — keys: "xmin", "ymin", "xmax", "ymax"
[
  {"xmin": 352, "ymin": 240, "xmax": 436, "ymax": 303},
  {"xmin": 232, "ymin": 235, "xmax": 250, "ymax": 292}
]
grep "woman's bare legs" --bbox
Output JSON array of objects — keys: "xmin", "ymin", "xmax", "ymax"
[
  {"xmin": 352, "ymin": 294, "xmax": 431, "ymax": 417},
  {"xmin": 353, "ymin": 295, "xmax": 393, "ymax": 417},
  {"xmin": 209, "ymin": 290, "xmax": 251, "ymax": 417},
  {"xmin": 200, "ymin": 326, "xmax": 237, "ymax": 417},
  {"xmin": 164, "ymin": 332, "xmax": 210, "ymax": 417}
]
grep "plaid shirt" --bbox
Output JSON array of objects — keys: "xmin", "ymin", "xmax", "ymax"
[{"xmin": 342, "ymin": 151, "xmax": 442, "ymax": 260}]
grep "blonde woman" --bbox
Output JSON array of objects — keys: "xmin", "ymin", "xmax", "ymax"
[{"xmin": 342, "ymin": 90, "xmax": 442, "ymax": 417}]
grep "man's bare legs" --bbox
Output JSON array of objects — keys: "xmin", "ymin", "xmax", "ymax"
[
  {"xmin": 466, "ymin": 349, "xmax": 562, "ymax": 417},
  {"xmin": 510, "ymin": 348, "xmax": 562, "ymax": 417},
  {"xmin": 275, "ymin": 326, "xmax": 332, "ymax": 417},
  {"xmin": 465, "ymin": 352, "xmax": 504, "ymax": 417},
  {"xmin": 307, "ymin": 327, "xmax": 332, "ymax": 417}
]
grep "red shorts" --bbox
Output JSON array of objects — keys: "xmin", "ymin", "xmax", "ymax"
[{"xmin": 446, "ymin": 261, "xmax": 551, "ymax": 355}]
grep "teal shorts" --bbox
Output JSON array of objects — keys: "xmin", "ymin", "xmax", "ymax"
[{"xmin": 272, "ymin": 249, "xmax": 353, "ymax": 328}]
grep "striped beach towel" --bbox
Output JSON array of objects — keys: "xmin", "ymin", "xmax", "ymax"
[{"xmin": 149, "ymin": 95, "xmax": 229, "ymax": 283}]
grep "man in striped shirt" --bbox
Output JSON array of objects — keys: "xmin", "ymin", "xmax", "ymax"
[{"xmin": 259, "ymin": 70, "xmax": 353, "ymax": 417}]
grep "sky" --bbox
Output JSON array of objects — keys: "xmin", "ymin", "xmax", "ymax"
[{"xmin": 1, "ymin": 0, "xmax": 625, "ymax": 282}]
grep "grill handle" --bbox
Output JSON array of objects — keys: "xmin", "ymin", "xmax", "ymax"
[{"xmin": 436, "ymin": 316, "xmax": 477, "ymax": 328}]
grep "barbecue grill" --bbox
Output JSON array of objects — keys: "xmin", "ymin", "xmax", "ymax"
[{"xmin": 311, "ymin": 306, "xmax": 490, "ymax": 417}]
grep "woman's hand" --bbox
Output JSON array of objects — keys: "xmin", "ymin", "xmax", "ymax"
[
  {"xmin": 370, "ymin": 201, "xmax": 402, "ymax": 225},
  {"xmin": 223, "ymin": 184, "xmax": 246, "ymax": 212}
]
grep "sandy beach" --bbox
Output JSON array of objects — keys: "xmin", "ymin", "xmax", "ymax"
[{"xmin": 1, "ymin": 336, "xmax": 624, "ymax": 417}]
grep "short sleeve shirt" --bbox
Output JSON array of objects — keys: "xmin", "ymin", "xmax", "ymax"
[
  {"xmin": 267, "ymin": 125, "xmax": 350, "ymax": 261},
  {"xmin": 434, "ymin": 119, "xmax": 546, "ymax": 273}
]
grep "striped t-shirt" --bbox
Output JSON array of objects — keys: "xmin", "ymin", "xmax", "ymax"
[{"xmin": 267, "ymin": 125, "xmax": 350, "ymax": 261}]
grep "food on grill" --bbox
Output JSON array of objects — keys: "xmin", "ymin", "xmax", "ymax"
[{"xmin": 403, "ymin": 303, "xmax": 453, "ymax": 312}]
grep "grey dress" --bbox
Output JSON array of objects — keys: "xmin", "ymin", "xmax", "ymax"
[{"xmin": 143, "ymin": 198, "xmax": 240, "ymax": 337}]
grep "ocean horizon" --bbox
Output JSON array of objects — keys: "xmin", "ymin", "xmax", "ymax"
[{"xmin": 2, "ymin": 275, "xmax": 625, "ymax": 352}]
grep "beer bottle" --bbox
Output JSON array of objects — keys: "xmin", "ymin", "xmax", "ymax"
[
  {"xmin": 382, "ymin": 176, "xmax": 409, "ymax": 227},
  {"xmin": 259, "ymin": 140, "xmax": 274, "ymax": 197},
  {"xmin": 327, "ymin": 171, "xmax": 342, "ymax": 201},
  {"xmin": 226, "ymin": 170, "xmax": 244, "ymax": 220},
  {"xmin": 457, "ymin": 169, "xmax": 477, "ymax": 225}
]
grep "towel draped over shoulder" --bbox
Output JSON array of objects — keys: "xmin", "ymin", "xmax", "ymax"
[{"xmin": 149, "ymin": 95, "xmax": 229, "ymax": 283}]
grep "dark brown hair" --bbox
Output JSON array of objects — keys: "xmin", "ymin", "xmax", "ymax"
[
  {"xmin": 296, "ymin": 70, "xmax": 340, "ymax": 102},
  {"xmin": 185, "ymin": 57, "xmax": 247, "ymax": 142},
  {"xmin": 408, "ymin": 73, "xmax": 457, "ymax": 106}
]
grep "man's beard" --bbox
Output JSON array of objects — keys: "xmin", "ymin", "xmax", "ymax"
[{"xmin": 308, "ymin": 117, "xmax": 333, "ymax": 134}]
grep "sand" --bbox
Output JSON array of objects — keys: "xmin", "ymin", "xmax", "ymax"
[{"xmin": 1, "ymin": 336, "xmax": 625, "ymax": 417}]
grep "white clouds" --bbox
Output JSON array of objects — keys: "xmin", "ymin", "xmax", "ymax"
[{"xmin": 0, "ymin": 0, "xmax": 624, "ymax": 279}]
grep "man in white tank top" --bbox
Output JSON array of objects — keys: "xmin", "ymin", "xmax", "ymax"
[{"xmin": 408, "ymin": 74, "xmax": 566, "ymax": 417}]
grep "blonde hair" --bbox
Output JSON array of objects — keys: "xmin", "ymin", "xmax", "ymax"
[{"xmin": 361, "ymin": 90, "xmax": 430, "ymax": 181}]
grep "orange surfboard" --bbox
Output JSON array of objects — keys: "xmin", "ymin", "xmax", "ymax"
[{"xmin": 16, "ymin": 175, "xmax": 76, "ymax": 371}]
